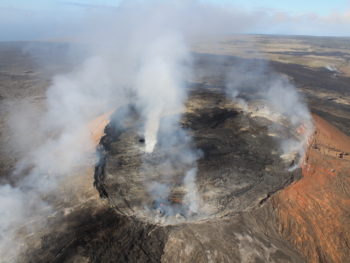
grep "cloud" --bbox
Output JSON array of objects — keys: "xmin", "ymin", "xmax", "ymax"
[
  {"xmin": 249, "ymin": 8, "xmax": 350, "ymax": 36},
  {"xmin": 61, "ymin": 1, "xmax": 118, "ymax": 9},
  {"xmin": 1, "ymin": 0, "xmax": 349, "ymax": 41}
]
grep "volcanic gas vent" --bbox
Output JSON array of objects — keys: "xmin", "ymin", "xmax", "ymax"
[{"xmin": 95, "ymin": 89, "xmax": 304, "ymax": 225}]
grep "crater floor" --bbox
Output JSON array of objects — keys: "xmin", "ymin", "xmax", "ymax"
[{"xmin": 95, "ymin": 87, "xmax": 303, "ymax": 226}]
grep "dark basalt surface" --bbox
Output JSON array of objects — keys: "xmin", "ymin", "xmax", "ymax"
[
  {"xmin": 95, "ymin": 88, "xmax": 302, "ymax": 223},
  {"xmin": 91, "ymin": 87, "xmax": 305, "ymax": 262},
  {"xmin": 27, "ymin": 202, "xmax": 304, "ymax": 263},
  {"xmin": 22, "ymin": 51, "xmax": 349, "ymax": 263},
  {"xmin": 8, "ymin": 42, "xmax": 350, "ymax": 262},
  {"xmin": 26, "ymin": 208, "xmax": 169, "ymax": 263}
]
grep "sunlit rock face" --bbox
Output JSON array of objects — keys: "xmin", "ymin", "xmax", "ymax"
[
  {"xmin": 94, "ymin": 87, "xmax": 304, "ymax": 225},
  {"xmin": 273, "ymin": 114, "xmax": 350, "ymax": 263}
]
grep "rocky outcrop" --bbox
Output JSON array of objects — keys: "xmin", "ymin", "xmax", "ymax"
[{"xmin": 272, "ymin": 115, "xmax": 350, "ymax": 263}]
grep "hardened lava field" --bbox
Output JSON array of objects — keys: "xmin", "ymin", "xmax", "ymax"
[{"xmin": 94, "ymin": 87, "xmax": 303, "ymax": 225}]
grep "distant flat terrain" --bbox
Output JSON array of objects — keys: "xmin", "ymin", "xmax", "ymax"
[
  {"xmin": 193, "ymin": 35, "xmax": 350, "ymax": 76},
  {"xmin": 192, "ymin": 36, "xmax": 350, "ymax": 135}
]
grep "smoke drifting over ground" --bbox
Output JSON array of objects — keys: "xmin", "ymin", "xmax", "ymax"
[
  {"xmin": 225, "ymin": 61, "xmax": 313, "ymax": 164},
  {"xmin": 0, "ymin": 0, "xmax": 313, "ymax": 261},
  {"xmin": 141, "ymin": 118, "xmax": 203, "ymax": 222}
]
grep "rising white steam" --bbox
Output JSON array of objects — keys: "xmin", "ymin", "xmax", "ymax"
[
  {"xmin": 0, "ymin": 0, "xmax": 314, "ymax": 261},
  {"xmin": 183, "ymin": 168, "xmax": 201, "ymax": 214},
  {"xmin": 225, "ymin": 61, "xmax": 314, "ymax": 164},
  {"xmin": 0, "ymin": 56, "xmax": 120, "ymax": 261},
  {"xmin": 135, "ymin": 34, "xmax": 189, "ymax": 153}
]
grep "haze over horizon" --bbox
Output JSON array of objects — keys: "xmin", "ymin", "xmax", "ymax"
[{"xmin": 0, "ymin": 0, "xmax": 350, "ymax": 41}]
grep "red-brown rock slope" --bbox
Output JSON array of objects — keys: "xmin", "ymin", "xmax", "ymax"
[{"xmin": 272, "ymin": 115, "xmax": 350, "ymax": 262}]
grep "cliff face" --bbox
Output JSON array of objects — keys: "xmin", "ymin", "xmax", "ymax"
[{"xmin": 273, "ymin": 115, "xmax": 350, "ymax": 263}]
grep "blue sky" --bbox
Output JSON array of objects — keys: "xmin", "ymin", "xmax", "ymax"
[
  {"xmin": 0, "ymin": 0, "xmax": 348, "ymax": 14},
  {"xmin": 219, "ymin": 0, "xmax": 349, "ymax": 15},
  {"xmin": 0, "ymin": 0, "xmax": 349, "ymax": 40}
]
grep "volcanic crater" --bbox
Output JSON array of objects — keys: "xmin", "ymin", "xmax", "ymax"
[{"xmin": 94, "ymin": 87, "xmax": 304, "ymax": 226}]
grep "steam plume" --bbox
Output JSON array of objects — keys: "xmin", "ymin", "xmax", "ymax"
[
  {"xmin": 225, "ymin": 61, "xmax": 313, "ymax": 164},
  {"xmin": 0, "ymin": 0, "xmax": 314, "ymax": 261}
]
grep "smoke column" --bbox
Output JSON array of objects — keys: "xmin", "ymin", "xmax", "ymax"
[
  {"xmin": 0, "ymin": 0, "xmax": 314, "ymax": 260},
  {"xmin": 135, "ymin": 34, "xmax": 189, "ymax": 153}
]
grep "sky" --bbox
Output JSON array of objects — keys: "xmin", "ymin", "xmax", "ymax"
[
  {"xmin": 221, "ymin": 0, "xmax": 349, "ymax": 15},
  {"xmin": 0, "ymin": 0, "xmax": 347, "ymax": 14},
  {"xmin": 0, "ymin": 0, "xmax": 349, "ymax": 40}
]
